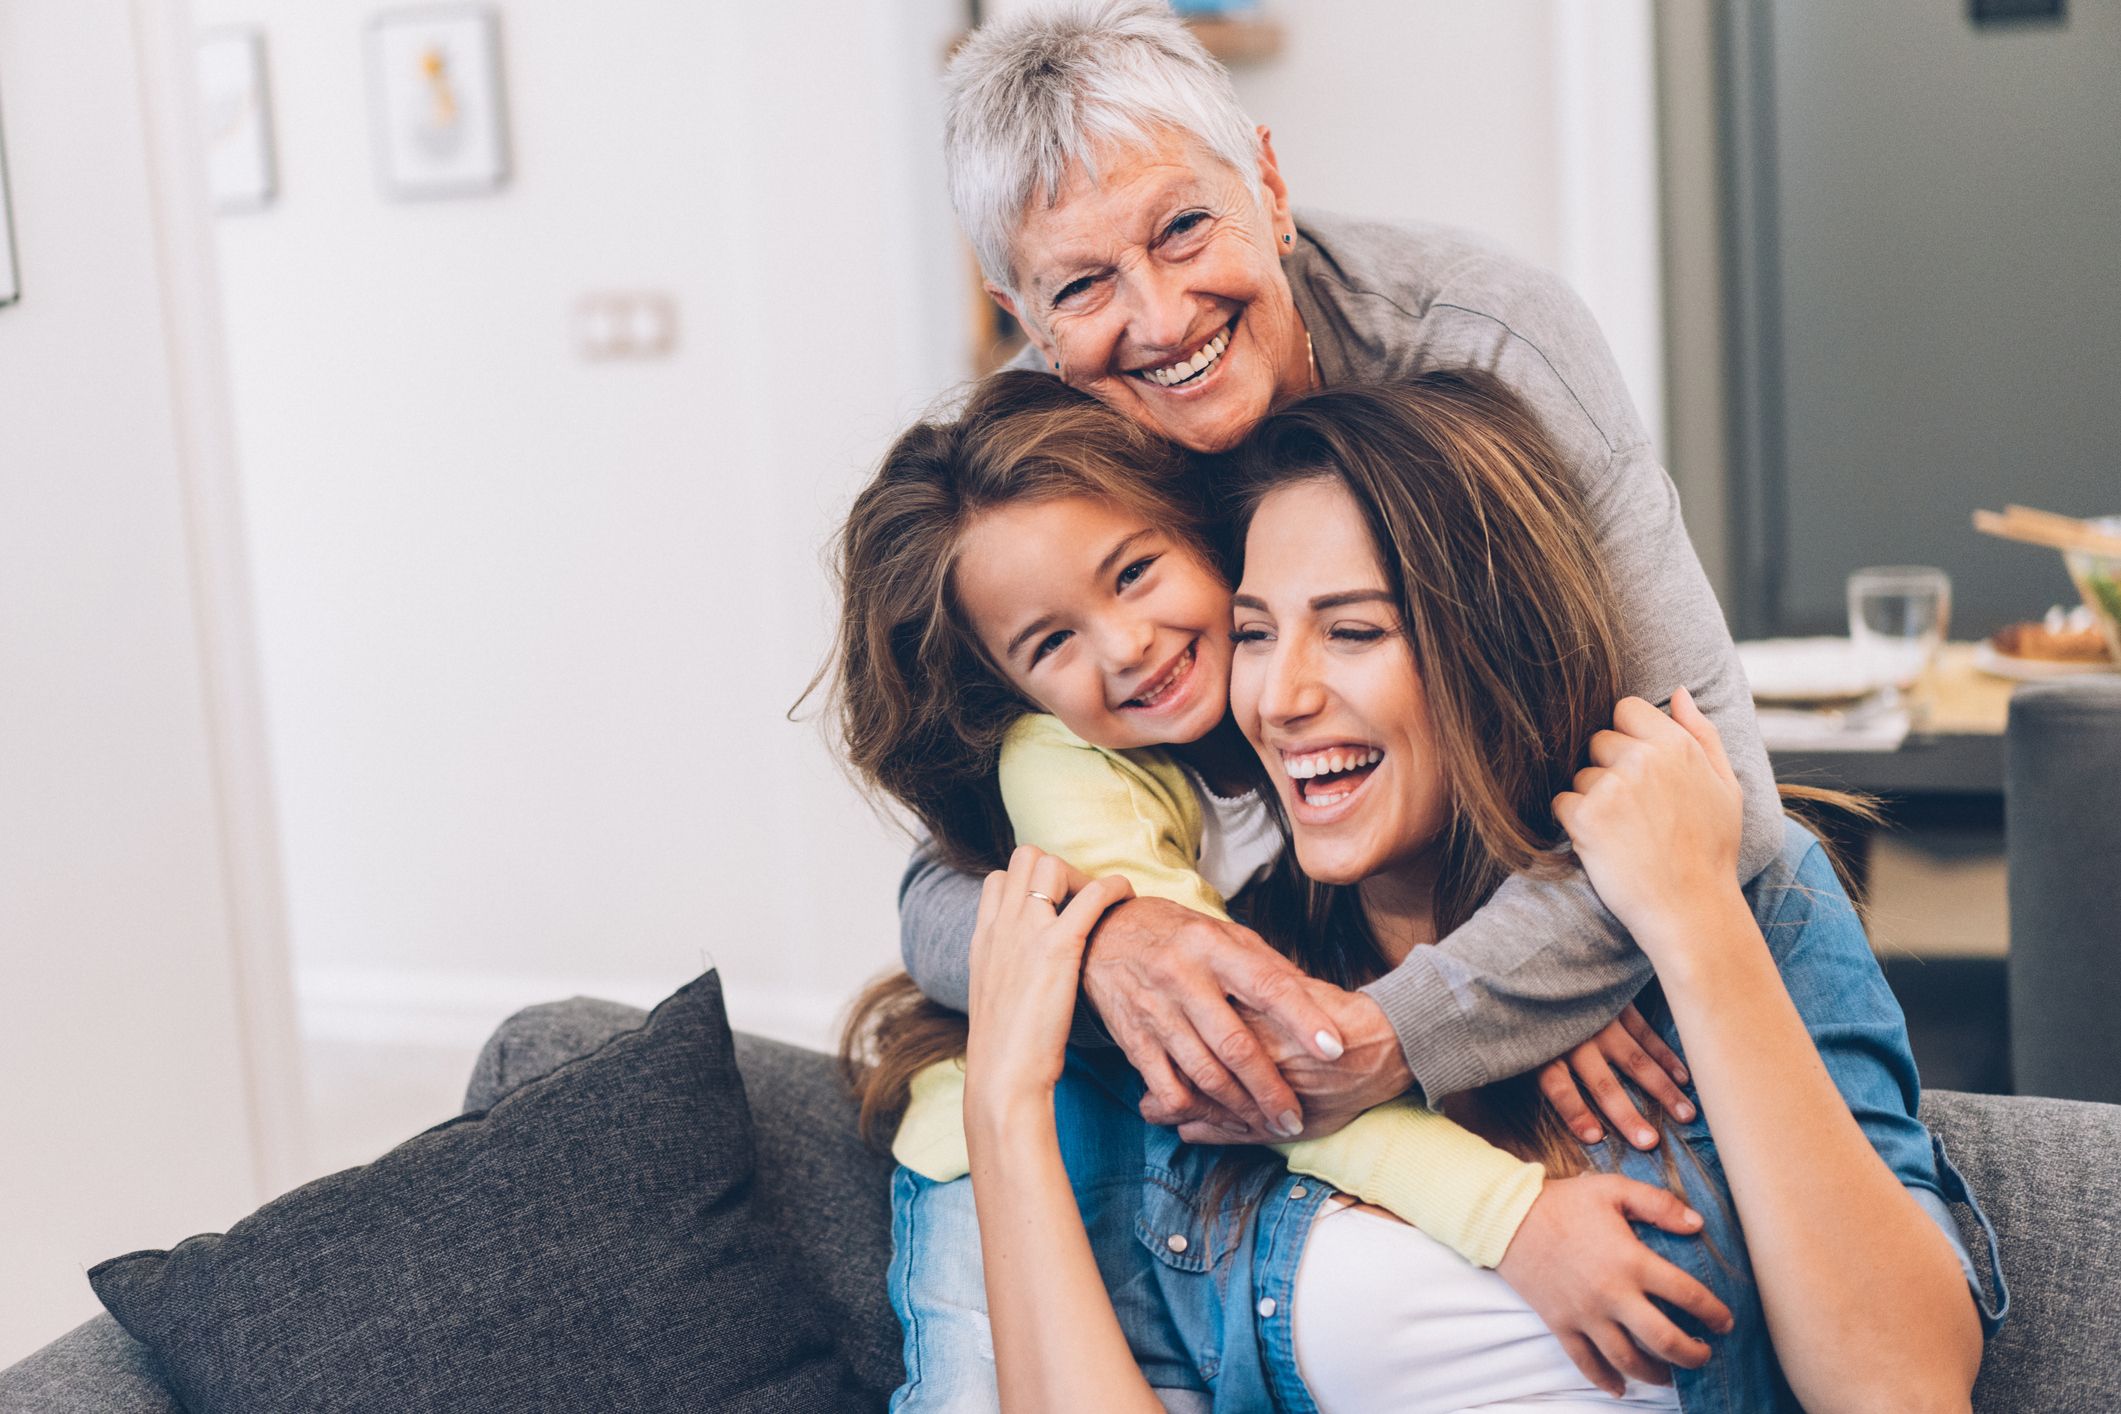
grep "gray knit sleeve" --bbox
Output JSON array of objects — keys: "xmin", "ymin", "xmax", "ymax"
[
  {"xmin": 898, "ymin": 845, "xmax": 978, "ymax": 1013},
  {"xmin": 1362, "ymin": 441, "xmax": 1783, "ymax": 1102},
  {"xmin": 899, "ymin": 843, "xmax": 1117, "ymax": 1045}
]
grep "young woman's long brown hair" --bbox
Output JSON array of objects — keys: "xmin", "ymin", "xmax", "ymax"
[
  {"xmin": 1223, "ymin": 370, "xmax": 1867, "ymax": 1180},
  {"xmin": 823, "ymin": 369, "xmax": 1223, "ymax": 1143},
  {"xmin": 1219, "ymin": 370, "xmax": 1630, "ymax": 1175}
]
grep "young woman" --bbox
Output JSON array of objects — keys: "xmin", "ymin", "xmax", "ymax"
[
  {"xmin": 827, "ymin": 370, "xmax": 1727, "ymax": 1409},
  {"xmin": 954, "ymin": 375, "xmax": 2000, "ymax": 1412}
]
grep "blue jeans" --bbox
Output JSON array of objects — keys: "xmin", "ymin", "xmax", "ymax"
[
  {"xmin": 887, "ymin": 1086, "xmax": 1213, "ymax": 1413},
  {"xmin": 889, "ymin": 820, "xmax": 2006, "ymax": 1411}
]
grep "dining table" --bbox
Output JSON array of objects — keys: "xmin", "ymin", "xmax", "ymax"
[{"xmin": 1766, "ymin": 642, "xmax": 2014, "ymax": 799}]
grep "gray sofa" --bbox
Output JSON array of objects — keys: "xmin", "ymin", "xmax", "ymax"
[{"xmin": 6, "ymin": 989, "xmax": 2121, "ymax": 1412}]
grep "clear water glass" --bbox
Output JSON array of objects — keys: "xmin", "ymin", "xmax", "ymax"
[{"xmin": 1848, "ymin": 566, "xmax": 1951, "ymax": 696}]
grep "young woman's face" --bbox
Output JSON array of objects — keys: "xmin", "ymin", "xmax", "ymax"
[
  {"xmin": 1230, "ymin": 477, "xmax": 1448, "ymax": 886},
  {"xmin": 955, "ymin": 495, "xmax": 1232, "ymax": 751}
]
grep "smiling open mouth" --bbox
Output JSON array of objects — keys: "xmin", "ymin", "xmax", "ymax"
[
  {"xmin": 1122, "ymin": 641, "xmax": 1198, "ymax": 710},
  {"xmin": 1134, "ymin": 319, "xmax": 1235, "ymax": 389},
  {"xmin": 1283, "ymin": 745, "xmax": 1385, "ymax": 807}
]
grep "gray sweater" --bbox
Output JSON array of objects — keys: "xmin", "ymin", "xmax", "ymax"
[{"xmin": 898, "ymin": 211, "xmax": 1780, "ymax": 1100}]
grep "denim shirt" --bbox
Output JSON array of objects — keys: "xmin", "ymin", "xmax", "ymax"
[{"xmin": 889, "ymin": 819, "xmax": 2008, "ymax": 1413}]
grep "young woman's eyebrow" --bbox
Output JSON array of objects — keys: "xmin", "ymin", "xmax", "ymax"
[
  {"xmin": 1230, "ymin": 589, "xmax": 1391, "ymax": 613},
  {"xmin": 1310, "ymin": 590, "xmax": 1394, "ymax": 611}
]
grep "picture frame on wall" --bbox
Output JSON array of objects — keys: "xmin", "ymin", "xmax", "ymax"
[
  {"xmin": 1, "ymin": 85, "xmax": 20, "ymax": 307},
  {"xmin": 367, "ymin": 6, "xmax": 510, "ymax": 199},
  {"xmin": 197, "ymin": 29, "xmax": 278, "ymax": 213}
]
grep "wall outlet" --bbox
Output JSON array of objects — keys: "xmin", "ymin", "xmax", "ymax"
[{"xmin": 574, "ymin": 291, "xmax": 679, "ymax": 361}]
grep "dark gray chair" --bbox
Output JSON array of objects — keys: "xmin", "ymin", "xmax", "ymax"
[{"xmin": 2006, "ymin": 676, "xmax": 2121, "ymax": 1105}]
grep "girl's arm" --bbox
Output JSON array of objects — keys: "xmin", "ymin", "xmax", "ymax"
[
  {"xmin": 961, "ymin": 848, "xmax": 1161, "ymax": 1414},
  {"xmin": 1555, "ymin": 691, "xmax": 1982, "ymax": 1414}
]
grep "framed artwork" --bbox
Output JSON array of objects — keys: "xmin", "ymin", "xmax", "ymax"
[
  {"xmin": 197, "ymin": 29, "xmax": 277, "ymax": 213},
  {"xmin": 367, "ymin": 6, "xmax": 510, "ymax": 199},
  {"xmin": 0, "ymin": 85, "xmax": 18, "ymax": 308}
]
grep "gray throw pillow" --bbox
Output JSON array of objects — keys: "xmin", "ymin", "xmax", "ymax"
[{"xmin": 89, "ymin": 970, "xmax": 863, "ymax": 1412}]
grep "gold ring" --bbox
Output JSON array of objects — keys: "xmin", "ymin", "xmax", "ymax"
[{"xmin": 1026, "ymin": 890, "xmax": 1057, "ymax": 907}]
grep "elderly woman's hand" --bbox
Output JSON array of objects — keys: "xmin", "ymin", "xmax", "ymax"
[
  {"xmin": 1165, "ymin": 975, "xmax": 1411, "ymax": 1145},
  {"xmin": 1551, "ymin": 689, "xmax": 1748, "ymax": 973},
  {"xmin": 1083, "ymin": 900, "xmax": 1364, "ymax": 1141},
  {"xmin": 962, "ymin": 846, "xmax": 1135, "ymax": 1130}
]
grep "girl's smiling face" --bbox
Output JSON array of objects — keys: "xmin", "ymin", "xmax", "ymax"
[{"xmin": 954, "ymin": 495, "xmax": 1232, "ymax": 751}]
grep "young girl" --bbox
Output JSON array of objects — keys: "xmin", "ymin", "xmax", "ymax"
[{"xmin": 827, "ymin": 370, "xmax": 1732, "ymax": 1406}]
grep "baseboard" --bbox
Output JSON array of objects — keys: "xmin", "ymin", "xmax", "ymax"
[{"xmin": 295, "ymin": 965, "xmax": 850, "ymax": 1056}]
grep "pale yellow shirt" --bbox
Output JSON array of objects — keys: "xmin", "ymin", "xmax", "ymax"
[{"xmin": 893, "ymin": 715, "xmax": 1544, "ymax": 1269}]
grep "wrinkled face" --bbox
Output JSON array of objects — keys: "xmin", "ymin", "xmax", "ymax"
[
  {"xmin": 1230, "ymin": 478, "xmax": 1447, "ymax": 886},
  {"xmin": 954, "ymin": 495, "xmax": 1233, "ymax": 751},
  {"xmin": 997, "ymin": 128, "xmax": 1311, "ymax": 454}
]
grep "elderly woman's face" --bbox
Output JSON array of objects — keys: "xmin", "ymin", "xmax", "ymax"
[{"xmin": 996, "ymin": 129, "xmax": 1311, "ymax": 454}]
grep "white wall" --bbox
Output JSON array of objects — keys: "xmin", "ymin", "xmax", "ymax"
[
  {"xmin": 192, "ymin": 0, "xmax": 1667, "ymax": 1056},
  {"xmin": 193, "ymin": 0, "xmax": 971, "ymax": 1050},
  {"xmin": 0, "ymin": 0, "xmax": 300, "ymax": 1365},
  {"xmin": 1230, "ymin": 0, "xmax": 1667, "ymax": 458}
]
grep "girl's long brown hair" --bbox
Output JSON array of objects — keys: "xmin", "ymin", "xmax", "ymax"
[
  {"xmin": 826, "ymin": 369, "xmax": 1220, "ymax": 877},
  {"xmin": 823, "ymin": 370, "xmax": 1222, "ymax": 1143}
]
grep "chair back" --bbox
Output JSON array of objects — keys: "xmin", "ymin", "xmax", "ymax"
[{"xmin": 2005, "ymin": 677, "xmax": 2121, "ymax": 1103}]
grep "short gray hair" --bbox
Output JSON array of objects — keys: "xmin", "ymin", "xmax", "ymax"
[{"xmin": 945, "ymin": 0, "xmax": 1261, "ymax": 297}]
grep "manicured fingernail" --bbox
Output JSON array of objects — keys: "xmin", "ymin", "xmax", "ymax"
[
  {"xmin": 1635, "ymin": 1129, "xmax": 1656, "ymax": 1148},
  {"xmin": 1581, "ymin": 1126, "xmax": 1604, "ymax": 1143},
  {"xmin": 1675, "ymin": 1101, "xmax": 1696, "ymax": 1121},
  {"xmin": 1276, "ymin": 1110, "xmax": 1302, "ymax": 1138},
  {"xmin": 1684, "ymin": 1208, "xmax": 1704, "ymax": 1227},
  {"xmin": 1314, "ymin": 1029, "xmax": 1344, "ymax": 1060},
  {"xmin": 1674, "ymin": 1066, "xmax": 1691, "ymax": 1084}
]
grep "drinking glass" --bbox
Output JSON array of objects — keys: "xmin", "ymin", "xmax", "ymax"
[{"xmin": 1848, "ymin": 566, "xmax": 1951, "ymax": 698}]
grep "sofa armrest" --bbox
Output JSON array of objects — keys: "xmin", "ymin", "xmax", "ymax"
[
  {"xmin": 1923, "ymin": 1088, "xmax": 2121, "ymax": 1410},
  {"xmin": 463, "ymin": 995, "xmax": 648, "ymax": 1112},
  {"xmin": 0, "ymin": 1314, "xmax": 184, "ymax": 1414}
]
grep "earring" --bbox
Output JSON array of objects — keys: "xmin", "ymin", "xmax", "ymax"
[{"xmin": 1282, "ymin": 232, "xmax": 1293, "ymax": 244}]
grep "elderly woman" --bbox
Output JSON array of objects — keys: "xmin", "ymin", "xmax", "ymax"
[{"xmin": 900, "ymin": 0, "xmax": 1781, "ymax": 1159}]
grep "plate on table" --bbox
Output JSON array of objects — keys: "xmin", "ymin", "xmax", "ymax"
[
  {"xmin": 1972, "ymin": 640, "xmax": 2118, "ymax": 681},
  {"xmin": 1737, "ymin": 637, "xmax": 1877, "ymax": 706}
]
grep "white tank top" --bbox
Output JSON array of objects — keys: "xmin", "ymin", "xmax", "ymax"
[
  {"xmin": 1292, "ymin": 1201, "xmax": 1682, "ymax": 1413},
  {"xmin": 1182, "ymin": 770, "xmax": 1280, "ymax": 904}
]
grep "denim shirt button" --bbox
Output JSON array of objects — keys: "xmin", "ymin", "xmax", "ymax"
[
  {"xmin": 1289, "ymin": 1186, "xmax": 1308, "ymax": 1200},
  {"xmin": 1257, "ymin": 1297, "xmax": 1277, "ymax": 1318},
  {"xmin": 1165, "ymin": 1233, "xmax": 1189, "ymax": 1254}
]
